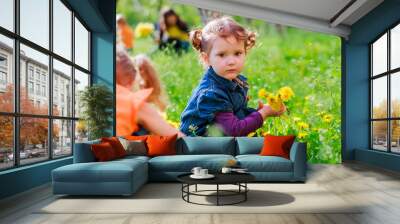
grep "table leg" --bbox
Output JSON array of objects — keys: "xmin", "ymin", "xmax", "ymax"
[
  {"xmin": 187, "ymin": 184, "xmax": 190, "ymax": 202},
  {"xmin": 195, "ymin": 184, "xmax": 197, "ymax": 192},
  {"xmin": 245, "ymin": 183, "xmax": 247, "ymax": 201},
  {"xmin": 217, "ymin": 184, "xmax": 219, "ymax": 206}
]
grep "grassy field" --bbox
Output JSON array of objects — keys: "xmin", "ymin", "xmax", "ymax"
[{"xmin": 130, "ymin": 27, "xmax": 341, "ymax": 164}]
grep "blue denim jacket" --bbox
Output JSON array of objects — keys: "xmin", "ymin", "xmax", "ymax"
[{"xmin": 179, "ymin": 66, "xmax": 256, "ymax": 136}]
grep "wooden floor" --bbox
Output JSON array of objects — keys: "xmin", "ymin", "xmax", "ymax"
[{"xmin": 1, "ymin": 162, "xmax": 400, "ymax": 224}]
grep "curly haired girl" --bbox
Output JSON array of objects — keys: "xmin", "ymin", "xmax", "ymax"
[{"xmin": 180, "ymin": 17, "xmax": 285, "ymax": 136}]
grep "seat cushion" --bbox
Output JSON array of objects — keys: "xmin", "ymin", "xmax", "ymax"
[
  {"xmin": 236, "ymin": 155, "xmax": 293, "ymax": 172},
  {"xmin": 176, "ymin": 137, "xmax": 236, "ymax": 155},
  {"xmin": 52, "ymin": 159, "xmax": 147, "ymax": 183},
  {"xmin": 235, "ymin": 137, "xmax": 264, "ymax": 155},
  {"xmin": 149, "ymin": 154, "xmax": 235, "ymax": 172}
]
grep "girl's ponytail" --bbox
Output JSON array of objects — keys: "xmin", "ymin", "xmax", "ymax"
[
  {"xmin": 245, "ymin": 31, "xmax": 256, "ymax": 51},
  {"xmin": 190, "ymin": 29, "xmax": 203, "ymax": 52},
  {"xmin": 133, "ymin": 54, "xmax": 168, "ymax": 112}
]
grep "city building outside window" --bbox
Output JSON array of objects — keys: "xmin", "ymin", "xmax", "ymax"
[{"xmin": 0, "ymin": 0, "xmax": 91, "ymax": 170}]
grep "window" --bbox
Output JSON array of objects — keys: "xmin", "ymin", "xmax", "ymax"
[
  {"xmin": 28, "ymin": 81, "xmax": 34, "ymax": 94},
  {"xmin": 53, "ymin": 59, "xmax": 72, "ymax": 117},
  {"xmin": 53, "ymin": 0, "xmax": 72, "ymax": 60},
  {"xmin": 0, "ymin": 54, "xmax": 7, "ymax": 87},
  {"xmin": 20, "ymin": 0, "xmax": 49, "ymax": 49},
  {"xmin": 0, "ymin": 0, "xmax": 14, "ymax": 32},
  {"xmin": 0, "ymin": 54, "xmax": 7, "ymax": 67},
  {"xmin": 371, "ymin": 23, "xmax": 400, "ymax": 154},
  {"xmin": 28, "ymin": 67, "xmax": 34, "ymax": 80},
  {"xmin": 0, "ymin": 0, "xmax": 91, "ymax": 170},
  {"xmin": 75, "ymin": 17, "xmax": 89, "ymax": 70},
  {"xmin": 42, "ymin": 85, "xmax": 46, "ymax": 97},
  {"xmin": 0, "ymin": 35, "xmax": 14, "ymax": 114},
  {"xmin": 0, "ymin": 71, "xmax": 6, "ymax": 85},
  {"xmin": 35, "ymin": 70, "xmax": 41, "ymax": 81},
  {"xmin": 35, "ymin": 83, "xmax": 40, "ymax": 95}
]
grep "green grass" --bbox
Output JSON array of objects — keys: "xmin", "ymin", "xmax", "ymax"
[{"xmin": 131, "ymin": 27, "xmax": 342, "ymax": 164}]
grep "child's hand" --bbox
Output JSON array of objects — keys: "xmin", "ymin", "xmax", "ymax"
[
  {"xmin": 258, "ymin": 103, "xmax": 286, "ymax": 119},
  {"xmin": 257, "ymin": 100, "xmax": 264, "ymax": 110}
]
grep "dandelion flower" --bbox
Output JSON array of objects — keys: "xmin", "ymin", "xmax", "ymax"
[
  {"xmin": 258, "ymin": 88, "xmax": 268, "ymax": 98},
  {"xmin": 322, "ymin": 114, "xmax": 333, "ymax": 123},
  {"xmin": 293, "ymin": 117, "xmax": 301, "ymax": 122},
  {"xmin": 135, "ymin": 23, "xmax": 154, "ymax": 38},
  {"xmin": 298, "ymin": 132, "xmax": 308, "ymax": 139},
  {"xmin": 278, "ymin": 86, "xmax": 294, "ymax": 102},
  {"xmin": 266, "ymin": 94, "xmax": 283, "ymax": 111},
  {"xmin": 247, "ymin": 132, "xmax": 256, "ymax": 137},
  {"xmin": 297, "ymin": 122, "xmax": 309, "ymax": 129}
]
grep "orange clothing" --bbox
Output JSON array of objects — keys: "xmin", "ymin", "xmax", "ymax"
[
  {"xmin": 119, "ymin": 24, "xmax": 135, "ymax": 49},
  {"xmin": 116, "ymin": 85, "xmax": 153, "ymax": 136}
]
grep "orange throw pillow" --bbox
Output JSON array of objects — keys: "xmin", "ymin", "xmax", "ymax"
[
  {"xmin": 124, "ymin": 135, "xmax": 149, "ymax": 141},
  {"xmin": 101, "ymin": 137, "xmax": 126, "ymax": 158},
  {"xmin": 146, "ymin": 134, "xmax": 178, "ymax": 157},
  {"xmin": 91, "ymin": 142, "xmax": 117, "ymax": 162},
  {"xmin": 260, "ymin": 135, "xmax": 296, "ymax": 159}
]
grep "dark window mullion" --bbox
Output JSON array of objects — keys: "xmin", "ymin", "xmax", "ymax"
[
  {"xmin": 71, "ymin": 10, "xmax": 76, "ymax": 155},
  {"xmin": 370, "ymin": 45, "xmax": 373, "ymax": 149},
  {"xmin": 14, "ymin": 0, "xmax": 20, "ymax": 167},
  {"xmin": 388, "ymin": 30, "xmax": 391, "ymax": 152},
  {"xmin": 49, "ymin": 0, "xmax": 53, "ymax": 160}
]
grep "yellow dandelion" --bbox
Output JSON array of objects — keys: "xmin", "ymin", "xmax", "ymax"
[
  {"xmin": 278, "ymin": 86, "xmax": 294, "ymax": 102},
  {"xmin": 247, "ymin": 132, "xmax": 256, "ymax": 137},
  {"xmin": 312, "ymin": 127, "xmax": 320, "ymax": 132},
  {"xmin": 134, "ymin": 22, "xmax": 154, "ymax": 38},
  {"xmin": 293, "ymin": 117, "xmax": 301, "ymax": 122},
  {"xmin": 266, "ymin": 94, "xmax": 283, "ymax": 111},
  {"xmin": 298, "ymin": 132, "xmax": 308, "ymax": 139},
  {"xmin": 322, "ymin": 114, "xmax": 333, "ymax": 123},
  {"xmin": 262, "ymin": 131, "xmax": 271, "ymax": 136},
  {"xmin": 297, "ymin": 122, "xmax": 309, "ymax": 129},
  {"xmin": 258, "ymin": 88, "xmax": 268, "ymax": 98}
]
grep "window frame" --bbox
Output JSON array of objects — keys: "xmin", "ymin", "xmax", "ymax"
[
  {"xmin": 370, "ymin": 21, "xmax": 400, "ymax": 154},
  {"xmin": 0, "ymin": 0, "xmax": 92, "ymax": 171}
]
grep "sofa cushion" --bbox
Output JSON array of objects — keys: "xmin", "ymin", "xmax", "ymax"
[
  {"xmin": 260, "ymin": 135, "xmax": 296, "ymax": 159},
  {"xmin": 118, "ymin": 138, "xmax": 148, "ymax": 156},
  {"xmin": 52, "ymin": 158, "xmax": 147, "ymax": 183},
  {"xmin": 91, "ymin": 142, "xmax": 118, "ymax": 161},
  {"xmin": 176, "ymin": 137, "xmax": 235, "ymax": 155},
  {"xmin": 101, "ymin": 137, "xmax": 127, "ymax": 158},
  {"xmin": 148, "ymin": 154, "xmax": 235, "ymax": 172},
  {"xmin": 147, "ymin": 134, "xmax": 178, "ymax": 157},
  {"xmin": 235, "ymin": 137, "xmax": 263, "ymax": 155},
  {"xmin": 73, "ymin": 139, "xmax": 101, "ymax": 163},
  {"xmin": 114, "ymin": 155, "xmax": 150, "ymax": 164},
  {"xmin": 236, "ymin": 155, "xmax": 293, "ymax": 172}
]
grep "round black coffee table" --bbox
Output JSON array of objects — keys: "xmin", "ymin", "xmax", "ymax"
[{"xmin": 177, "ymin": 173, "xmax": 255, "ymax": 206}]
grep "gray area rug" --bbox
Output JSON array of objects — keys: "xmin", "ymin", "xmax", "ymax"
[{"xmin": 37, "ymin": 183, "xmax": 362, "ymax": 214}]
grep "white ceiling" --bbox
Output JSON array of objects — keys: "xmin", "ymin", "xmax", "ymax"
[{"xmin": 172, "ymin": 0, "xmax": 384, "ymax": 38}]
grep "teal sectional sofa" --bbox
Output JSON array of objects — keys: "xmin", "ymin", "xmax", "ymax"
[{"xmin": 52, "ymin": 137, "xmax": 307, "ymax": 196}]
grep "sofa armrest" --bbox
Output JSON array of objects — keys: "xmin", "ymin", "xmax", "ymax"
[
  {"xmin": 289, "ymin": 142, "xmax": 307, "ymax": 181},
  {"xmin": 73, "ymin": 141, "xmax": 99, "ymax": 163}
]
